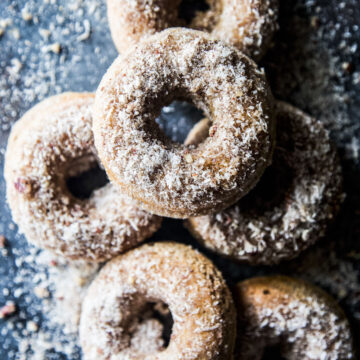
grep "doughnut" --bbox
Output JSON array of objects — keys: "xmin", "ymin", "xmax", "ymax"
[
  {"xmin": 107, "ymin": 0, "xmax": 279, "ymax": 61},
  {"xmin": 93, "ymin": 28, "xmax": 275, "ymax": 219},
  {"xmin": 186, "ymin": 101, "xmax": 343, "ymax": 264},
  {"xmin": 234, "ymin": 276, "xmax": 355, "ymax": 359},
  {"xmin": 185, "ymin": 117, "xmax": 214, "ymax": 147},
  {"xmin": 79, "ymin": 242, "xmax": 236, "ymax": 359},
  {"xmin": 4, "ymin": 92, "xmax": 162, "ymax": 262}
]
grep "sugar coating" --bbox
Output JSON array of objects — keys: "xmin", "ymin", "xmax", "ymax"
[
  {"xmin": 186, "ymin": 102, "xmax": 343, "ymax": 264},
  {"xmin": 107, "ymin": 0, "xmax": 279, "ymax": 61},
  {"xmin": 235, "ymin": 276, "xmax": 355, "ymax": 359},
  {"xmin": 4, "ymin": 92, "xmax": 162, "ymax": 262},
  {"xmin": 93, "ymin": 28, "xmax": 275, "ymax": 218},
  {"xmin": 80, "ymin": 242, "xmax": 236, "ymax": 360}
]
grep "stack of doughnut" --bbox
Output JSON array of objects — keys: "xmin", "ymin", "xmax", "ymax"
[{"xmin": 4, "ymin": 1, "xmax": 356, "ymax": 359}]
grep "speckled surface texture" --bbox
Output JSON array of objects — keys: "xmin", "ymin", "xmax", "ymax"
[{"xmin": 0, "ymin": 0, "xmax": 359, "ymax": 359}]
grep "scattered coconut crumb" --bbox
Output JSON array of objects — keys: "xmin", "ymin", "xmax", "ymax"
[
  {"xmin": 0, "ymin": 18, "xmax": 12, "ymax": 29},
  {"xmin": 42, "ymin": 42, "xmax": 61, "ymax": 54},
  {"xmin": 0, "ymin": 301, "xmax": 16, "ymax": 319},
  {"xmin": 9, "ymin": 27, "xmax": 20, "ymax": 40},
  {"xmin": 1, "ymin": 246, "xmax": 98, "ymax": 359},
  {"xmin": 21, "ymin": 8, "xmax": 33, "ymax": 22},
  {"xmin": 38, "ymin": 28, "xmax": 50, "ymax": 40},
  {"xmin": 77, "ymin": 19, "xmax": 91, "ymax": 42},
  {"xmin": 0, "ymin": 235, "xmax": 7, "ymax": 248},
  {"xmin": 26, "ymin": 321, "xmax": 38, "ymax": 333},
  {"xmin": 33, "ymin": 286, "xmax": 49, "ymax": 299}
]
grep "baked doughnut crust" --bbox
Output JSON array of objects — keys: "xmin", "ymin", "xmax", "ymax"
[
  {"xmin": 5, "ymin": 92, "xmax": 162, "ymax": 262},
  {"xmin": 107, "ymin": 0, "xmax": 279, "ymax": 61},
  {"xmin": 186, "ymin": 102, "xmax": 343, "ymax": 264},
  {"xmin": 80, "ymin": 242, "xmax": 236, "ymax": 360},
  {"xmin": 234, "ymin": 276, "xmax": 355, "ymax": 359},
  {"xmin": 93, "ymin": 28, "xmax": 275, "ymax": 218}
]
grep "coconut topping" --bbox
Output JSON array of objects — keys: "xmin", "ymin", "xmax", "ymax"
[
  {"xmin": 186, "ymin": 102, "xmax": 343, "ymax": 264},
  {"xmin": 80, "ymin": 242, "xmax": 236, "ymax": 360},
  {"xmin": 235, "ymin": 276, "xmax": 355, "ymax": 359},
  {"xmin": 93, "ymin": 28, "xmax": 275, "ymax": 218},
  {"xmin": 107, "ymin": 0, "xmax": 279, "ymax": 60},
  {"xmin": 4, "ymin": 92, "xmax": 161, "ymax": 262}
]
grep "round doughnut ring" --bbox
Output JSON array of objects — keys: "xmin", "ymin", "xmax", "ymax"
[
  {"xmin": 234, "ymin": 276, "xmax": 355, "ymax": 359},
  {"xmin": 79, "ymin": 242, "xmax": 236, "ymax": 360},
  {"xmin": 93, "ymin": 28, "xmax": 275, "ymax": 219},
  {"xmin": 107, "ymin": 0, "xmax": 279, "ymax": 61},
  {"xmin": 4, "ymin": 93, "xmax": 162, "ymax": 262},
  {"xmin": 185, "ymin": 101, "xmax": 343, "ymax": 264}
]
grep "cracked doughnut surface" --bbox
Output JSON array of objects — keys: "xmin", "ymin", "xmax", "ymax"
[
  {"xmin": 4, "ymin": 92, "xmax": 162, "ymax": 262},
  {"xmin": 80, "ymin": 242, "xmax": 236, "ymax": 360},
  {"xmin": 93, "ymin": 28, "xmax": 275, "ymax": 218},
  {"xmin": 186, "ymin": 102, "xmax": 343, "ymax": 264},
  {"xmin": 107, "ymin": 0, "xmax": 279, "ymax": 61},
  {"xmin": 234, "ymin": 276, "xmax": 355, "ymax": 359}
]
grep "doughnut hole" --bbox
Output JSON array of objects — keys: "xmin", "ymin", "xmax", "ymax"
[
  {"xmin": 107, "ymin": 295, "xmax": 173, "ymax": 356},
  {"xmin": 145, "ymin": 301, "xmax": 174, "ymax": 347},
  {"xmin": 178, "ymin": 0, "xmax": 210, "ymax": 25},
  {"xmin": 262, "ymin": 344, "xmax": 286, "ymax": 360},
  {"xmin": 155, "ymin": 101, "xmax": 205, "ymax": 144},
  {"xmin": 178, "ymin": 0, "xmax": 222, "ymax": 32},
  {"xmin": 65, "ymin": 154, "xmax": 109, "ymax": 200},
  {"xmin": 66, "ymin": 164, "xmax": 108, "ymax": 199},
  {"xmin": 237, "ymin": 154, "xmax": 295, "ymax": 216},
  {"xmin": 236, "ymin": 115, "xmax": 296, "ymax": 216}
]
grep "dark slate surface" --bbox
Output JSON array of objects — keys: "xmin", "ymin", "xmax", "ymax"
[{"xmin": 0, "ymin": 0, "xmax": 359, "ymax": 358}]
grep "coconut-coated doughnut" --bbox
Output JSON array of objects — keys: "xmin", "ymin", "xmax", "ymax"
[
  {"xmin": 93, "ymin": 28, "xmax": 275, "ymax": 219},
  {"xmin": 4, "ymin": 93, "xmax": 162, "ymax": 262},
  {"xmin": 79, "ymin": 242, "xmax": 236, "ymax": 360},
  {"xmin": 234, "ymin": 276, "xmax": 355, "ymax": 359},
  {"xmin": 107, "ymin": 0, "xmax": 279, "ymax": 61},
  {"xmin": 186, "ymin": 102, "xmax": 343, "ymax": 264}
]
